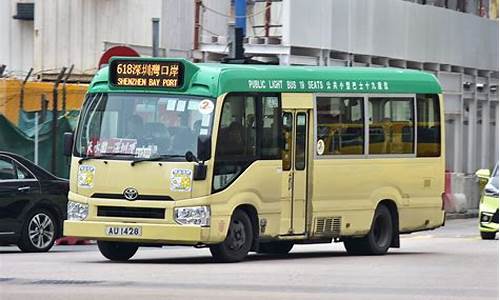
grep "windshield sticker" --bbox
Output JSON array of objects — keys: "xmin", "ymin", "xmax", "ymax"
[
  {"xmin": 78, "ymin": 165, "xmax": 95, "ymax": 188},
  {"xmin": 199, "ymin": 99, "xmax": 214, "ymax": 115},
  {"xmin": 87, "ymin": 138, "xmax": 137, "ymax": 156},
  {"xmin": 317, "ymin": 139, "xmax": 325, "ymax": 155},
  {"xmin": 135, "ymin": 147, "xmax": 153, "ymax": 158},
  {"xmin": 166, "ymin": 99, "xmax": 177, "ymax": 111},
  {"xmin": 199, "ymin": 128, "xmax": 209, "ymax": 135},
  {"xmin": 170, "ymin": 168, "xmax": 193, "ymax": 192},
  {"xmin": 201, "ymin": 114, "xmax": 211, "ymax": 127},
  {"xmin": 187, "ymin": 100, "xmax": 200, "ymax": 110},
  {"xmin": 176, "ymin": 100, "xmax": 186, "ymax": 112}
]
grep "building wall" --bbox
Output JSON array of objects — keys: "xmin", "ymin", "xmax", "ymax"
[
  {"xmin": 33, "ymin": 0, "xmax": 162, "ymax": 76},
  {"xmin": 0, "ymin": 0, "xmax": 34, "ymax": 77},
  {"xmin": 286, "ymin": 0, "xmax": 498, "ymax": 71}
]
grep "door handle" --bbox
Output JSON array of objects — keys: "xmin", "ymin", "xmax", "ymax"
[
  {"xmin": 288, "ymin": 173, "xmax": 293, "ymax": 191},
  {"xmin": 18, "ymin": 186, "xmax": 31, "ymax": 192}
]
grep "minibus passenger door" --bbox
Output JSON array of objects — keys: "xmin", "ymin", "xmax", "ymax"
[{"xmin": 280, "ymin": 110, "xmax": 307, "ymax": 235}]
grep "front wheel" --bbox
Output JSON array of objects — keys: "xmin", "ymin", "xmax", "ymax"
[
  {"xmin": 17, "ymin": 209, "xmax": 58, "ymax": 252},
  {"xmin": 209, "ymin": 210, "xmax": 254, "ymax": 263},
  {"xmin": 480, "ymin": 231, "xmax": 496, "ymax": 240},
  {"xmin": 97, "ymin": 241, "xmax": 139, "ymax": 261},
  {"xmin": 344, "ymin": 205, "xmax": 394, "ymax": 255}
]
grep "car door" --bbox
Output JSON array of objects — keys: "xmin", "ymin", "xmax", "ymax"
[{"xmin": 0, "ymin": 156, "xmax": 40, "ymax": 235}]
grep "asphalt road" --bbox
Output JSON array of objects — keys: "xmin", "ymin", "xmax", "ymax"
[{"xmin": 0, "ymin": 218, "xmax": 497, "ymax": 300}]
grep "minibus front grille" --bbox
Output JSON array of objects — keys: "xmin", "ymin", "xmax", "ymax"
[
  {"xmin": 97, "ymin": 206, "xmax": 165, "ymax": 219},
  {"xmin": 91, "ymin": 193, "xmax": 173, "ymax": 201}
]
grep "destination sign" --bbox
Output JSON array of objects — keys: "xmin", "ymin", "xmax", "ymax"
[{"xmin": 109, "ymin": 59, "xmax": 184, "ymax": 89}]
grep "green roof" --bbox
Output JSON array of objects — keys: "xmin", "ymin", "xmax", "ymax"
[{"xmin": 88, "ymin": 59, "xmax": 442, "ymax": 97}]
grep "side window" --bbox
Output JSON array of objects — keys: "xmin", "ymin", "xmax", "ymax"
[
  {"xmin": 16, "ymin": 164, "xmax": 34, "ymax": 180},
  {"xmin": 295, "ymin": 113, "xmax": 307, "ymax": 170},
  {"xmin": 417, "ymin": 94, "xmax": 441, "ymax": 157},
  {"xmin": 260, "ymin": 96, "xmax": 281, "ymax": 159},
  {"xmin": 282, "ymin": 112, "xmax": 293, "ymax": 171},
  {"xmin": 213, "ymin": 95, "xmax": 257, "ymax": 191},
  {"xmin": 316, "ymin": 97, "xmax": 364, "ymax": 155},
  {"xmin": 369, "ymin": 97, "xmax": 414, "ymax": 154},
  {"xmin": 0, "ymin": 158, "xmax": 16, "ymax": 180}
]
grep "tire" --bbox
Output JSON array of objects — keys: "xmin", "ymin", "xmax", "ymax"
[
  {"xmin": 17, "ymin": 208, "xmax": 58, "ymax": 253},
  {"xmin": 480, "ymin": 231, "xmax": 496, "ymax": 240},
  {"xmin": 209, "ymin": 210, "xmax": 254, "ymax": 263},
  {"xmin": 97, "ymin": 241, "xmax": 139, "ymax": 261},
  {"xmin": 344, "ymin": 205, "xmax": 394, "ymax": 255},
  {"xmin": 257, "ymin": 241, "xmax": 294, "ymax": 255}
]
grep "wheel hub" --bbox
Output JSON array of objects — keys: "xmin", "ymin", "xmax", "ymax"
[{"xmin": 28, "ymin": 213, "xmax": 55, "ymax": 249}]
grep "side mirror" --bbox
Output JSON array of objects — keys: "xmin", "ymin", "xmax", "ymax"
[
  {"xmin": 476, "ymin": 169, "xmax": 491, "ymax": 180},
  {"xmin": 63, "ymin": 132, "xmax": 74, "ymax": 157},
  {"xmin": 197, "ymin": 135, "xmax": 211, "ymax": 162}
]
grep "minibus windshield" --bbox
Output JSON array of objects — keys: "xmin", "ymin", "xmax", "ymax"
[{"xmin": 74, "ymin": 93, "xmax": 215, "ymax": 160}]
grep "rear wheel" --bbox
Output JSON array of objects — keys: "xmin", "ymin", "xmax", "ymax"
[
  {"xmin": 97, "ymin": 241, "xmax": 139, "ymax": 261},
  {"xmin": 344, "ymin": 205, "xmax": 394, "ymax": 255},
  {"xmin": 17, "ymin": 209, "xmax": 58, "ymax": 253},
  {"xmin": 209, "ymin": 210, "xmax": 253, "ymax": 263},
  {"xmin": 257, "ymin": 241, "xmax": 294, "ymax": 255},
  {"xmin": 480, "ymin": 231, "xmax": 496, "ymax": 240}
]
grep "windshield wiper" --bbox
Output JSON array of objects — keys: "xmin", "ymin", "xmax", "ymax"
[
  {"xmin": 130, "ymin": 154, "xmax": 186, "ymax": 166},
  {"xmin": 78, "ymin": 153, "xmax": 137, "ymax": 164}
]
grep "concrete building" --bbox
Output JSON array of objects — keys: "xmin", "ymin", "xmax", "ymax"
[
  {"xmin": 0, "ymin": 0, "xmax": 498, "ymax": 212},
  {"xmin": 0, "ymin": 0, "xmax": 163, "ymax": 80}
]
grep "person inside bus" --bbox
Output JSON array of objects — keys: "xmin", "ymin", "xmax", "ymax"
[
  {"xmin": 124, "ymin": 114, "xmax": 144, "ymax": 141},
  {"xmin": 170, "ymin": 114, "xmax": 195, "ymax": 154}
]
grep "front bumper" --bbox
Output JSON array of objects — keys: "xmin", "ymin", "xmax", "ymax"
[
  {"xmin": 64, "ymin": 220, "xmax": 211, "ymax": 245},
  {"xmin": 479, "ymin": 195, "xmax": 499, "ymax": 233}
]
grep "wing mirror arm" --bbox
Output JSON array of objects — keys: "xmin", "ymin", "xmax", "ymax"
[{"xmin": 185, "ymin": 135, "xmax": 211, "ymax": 181}]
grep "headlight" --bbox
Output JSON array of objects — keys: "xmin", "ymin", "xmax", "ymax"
[
  {"xmin": 484, "ymin": 182, "xmax": 499, "ymax": 197},
  {"xmin": 67, "ymin": 201, "xmax": 89, "ymax": 221},
  {"xmin": 174, "ymin": 206, "xmax": 210, "ymax": 226},
  {"xmin": 480, "ymin": 212, "xmax": 493, "ymax": 223}
]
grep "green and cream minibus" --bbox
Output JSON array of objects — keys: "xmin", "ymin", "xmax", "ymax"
[{"xmin": 64, "ymin": 58, "xmax": 445, "ymax": 262}]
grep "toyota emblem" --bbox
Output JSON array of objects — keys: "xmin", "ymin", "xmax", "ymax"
[{"xmin": 123, "ymin": 187, "xmax": 139, "ymax": 201}]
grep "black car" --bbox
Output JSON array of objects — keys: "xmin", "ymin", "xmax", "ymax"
[{"xmin": 0, "ymin": 151, "xmax": 68, "ymax": 252}]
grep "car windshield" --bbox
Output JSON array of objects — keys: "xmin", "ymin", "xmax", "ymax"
[
  {"xmin": 75, "ymin": 93, "xmax": 215, "ymax": 159},
  {"xmin": 490, "ymin": 164, "xmax": 499, "ymax": 190}
]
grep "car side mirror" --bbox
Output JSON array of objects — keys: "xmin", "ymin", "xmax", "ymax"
[
  {"xmin": 197, "ymin": 135, "xmax": 211, "ymax": 162},
  {"xmin": 476, "ymin": 169, "xmax": 491, "ymax": 180},
  {"xmin": 63, "ymin": 132, "xmax": 74, "ymax": 157}
]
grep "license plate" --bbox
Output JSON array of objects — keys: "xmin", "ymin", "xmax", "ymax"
[{"xmin": 105, "ymin": 226, "xmax": 142, "ymax": 236}]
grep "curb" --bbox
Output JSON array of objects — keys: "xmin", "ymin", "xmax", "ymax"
[{"xmin": 446, "ymin": 210, "xmax": 479, "ymax": 220}]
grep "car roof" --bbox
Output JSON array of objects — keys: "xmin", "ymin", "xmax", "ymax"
[{"xmin": 0, "ymin": 151, "xmax": 62, "ymax": 181}]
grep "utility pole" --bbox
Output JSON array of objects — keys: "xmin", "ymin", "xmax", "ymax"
[
  {"xmin": 193, "ymin": 0, "xmax": 202, "ymax": 51},
  {"xmin": 62, "ymin": 64, "xmax": 74, "ymax": 114},
  {"xmin": 152, "ymin": 18, "xmax": 160, "ymax": 57},
  {"xmin": 19, "ymin": 68, "xmax": 33, "ymax": 112},
  {"xmin": 51, "ymin": 67, "xmax": 67, "ymax": 174},
  {"xmin": 230, "ymin": 0, "xmax": 246, "ymax": 59}
]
